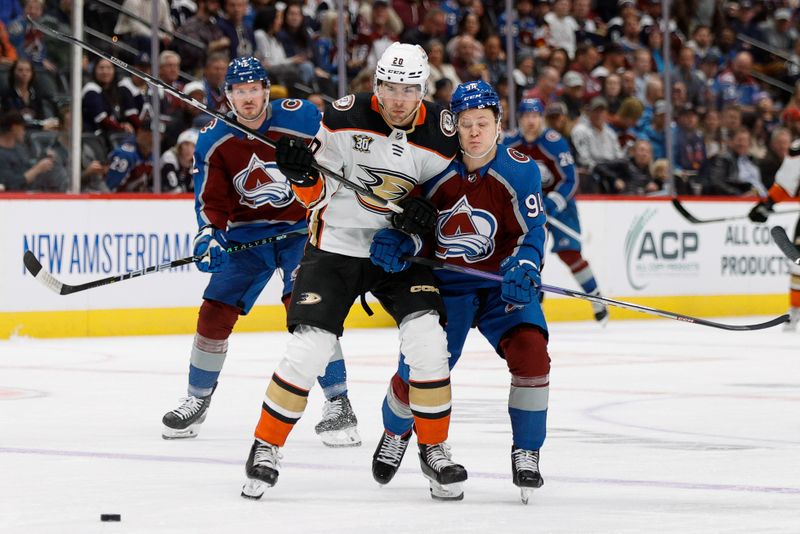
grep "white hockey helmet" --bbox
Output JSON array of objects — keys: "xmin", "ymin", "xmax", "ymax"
[{"xmin": 374, "ymin": 42, "xmax": 430, "ymax": 98}]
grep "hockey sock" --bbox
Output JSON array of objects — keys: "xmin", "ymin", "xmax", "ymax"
[
  {"xmin": 408, "ymin": 376, "xmax": 451, "ymax": 445},
  {"xmin": 317, "ymin": 342, "xmax": 348, "ymax": 400},
  {"xmin": 382, "ymin": 373, "xmax": 414, "ymax": 436},
  {"xmin": 255, "ymin": 373, "xmax": 309, "ymax": 447},
  {"xmin": 500, "ymin": 326, "xmax": 550, "ymax": 450},
  {"xmin": 790, "ymin": 276, "xmax": 800, "ymax": 308},
  {"xmin": 188, "ymin": 300, "xmax": 239, "ymax": 397},
  {"xmin": 558, "ymin": 250, "xmax": 599, "ymax": 294}
]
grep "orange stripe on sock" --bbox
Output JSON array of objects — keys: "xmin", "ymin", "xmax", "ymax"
[
  {"xmin": 254, "ymin": 408, "xmax": 295, "ymax": 447},
  {"xmin": 414, "ymin": 414, "xmax": 450, "ymax": 445},
  {"xmin": 791, "ymin": 290, "xmax": 800, "ymax": 307}
]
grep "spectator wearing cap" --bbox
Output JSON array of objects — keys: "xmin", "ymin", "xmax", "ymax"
[
  {"xmin": 673, "ymin": 104, "xmax": 707, "ymax": 175},
  {"xmin": 570, "ymin": 96, "xmax": 625, "ymax": 173},
  {"xmin": 606, "ymin": 0, "xmax": 638, "ymax": 44},
  {"xmin": 759, "ymin": 8, "xmax": 794, "ymax": 64},
  {"xmin": 714, "ymin": 52, "xmax": 761, "ymax": 111},
  {"xmin": 782, "ymin": 106, "xmax": 800, "ymax": 137},
  {"xmin": 545, "ymin": 0, "xmax": 578, "ymax": 58},
  {"xmin": 117, "ymin": 52, "xmax": 153, "ymax": 130},
  {"xmin": 636, "ymin": 99, "xmax": 667, "ymax": 159},
  {"xmin": 426, "ymin": 40, "xmax": 461, "ymax": 96},
  {"xmin": 701, "ymin": 127, "xmax": 766, "ymax": 196},
  {"xmin": 544, "ymin": 101, "xmax": 573, "ymax": 138},
  {"xmin": 698, "ymin": 51, "xmax": 721, "ymax": 104},
  {"xmin": 592, "ymin": 139, "xmax": 659, "ymax": 194},
  {"xmin": 759, "ymin": 127, "xmax": 792, "ymax": 189},
  {"xmin": 161, "ymin": 128, "xmax": 198, "ymax": 193},
  {"xmin": 0, "ymin": 109, "xmax": 57, "ymax": 191},
  {"xmin": 106, "ymin": 119, "xmax": 158, "ymax": 192},
  {"xmin": 560, "ymin": 70, "xmax": 586, "ymax": 120},
  {"xmin": 599, "ymin": 73, "xmax": 623, "ymax": 114},
  {"xmin": 674, "ymin": 46, "xmax": 707, "ymax": 109},
  {"xmin": 591, "ymin": 43, "xmax": 626, "ymax": 80},
  {"xmin": 174, "ymin": 0, "xmax": 229, "ymax": 76}
]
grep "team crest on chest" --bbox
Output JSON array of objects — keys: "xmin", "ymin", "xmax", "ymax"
[
  {"xmin": 352, "ymin": 134, "xmax": 374, "ymax": 153},
  {"xmin": 435, "ymin": 196, "xmax": 497, "ymax": 263},
  {"xmin": 233, "ymin": 153, "xmax": 294, "ymax": 209},
  {"xmin": 355, "ymin": 164, "xmax": 416, "ymax": 214}
]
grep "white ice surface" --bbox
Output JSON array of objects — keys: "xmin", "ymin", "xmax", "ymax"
[{"xmin": 1, "ymin": 318, "xmax": 799, "ymax": 533}]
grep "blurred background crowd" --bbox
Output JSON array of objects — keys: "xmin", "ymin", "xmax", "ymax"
[{"xmin": 1, "ymin": 0, "xmax": 799, "ymax": 197}]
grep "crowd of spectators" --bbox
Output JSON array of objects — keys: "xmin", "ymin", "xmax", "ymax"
[{"xmin": 1, "ymin": 0, "xmax": 800, "ymax": 196}]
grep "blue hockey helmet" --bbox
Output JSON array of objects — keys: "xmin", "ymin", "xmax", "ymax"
[
  {"xmin": 450, "ymin": 80, "xmax": 500, "ymax": 117},
  {"xmin": 225, "ymin": 56, "xmax": 270, "ymax": 89},
  {"xmin": 518, "ymin": 98, "xmax": 544, "ymax": 115}
]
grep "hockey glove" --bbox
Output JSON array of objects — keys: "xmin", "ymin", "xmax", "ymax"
[
  {"xmin": 543, "ymin": 192, "xmax": 566, "ymax": 215},
  {"xmin": 499, "ymin": 256, "xmax": 541, "ymax": 306},
  {"xmin": 193, "ymin": 225, "xmax": 229, "ymax": 273},
  {"xmin": 748, "ymin": 200, "xmax": 774, "ymax": 223},
  {"xmin": 369, "ymin": 228, "xmax": 421, "ymax": 273},
  {"xmin": 275, "ymin": 135, "xmax": 318, "ymax": 187},
  {"xmin": 391, "ymin": 196, "xmax": 438, "ymax": 235}
]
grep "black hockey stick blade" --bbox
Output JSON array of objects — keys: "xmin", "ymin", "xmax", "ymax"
[
  {"xmin": 26, "ymin": 17, "xmax": 402, "ymax": 215},
  {"xmin": 23, "ymin": 229, "xmax": 308, "ymax": 296},
  {"xmin": 404, "ymin": 256, "xmax": 789, "ymax": 331},
  {"xmin": 770, "ymin": 226, "xmax": 800, "ymax": 265},
  {"xmin": 672, "ymin": 198, "xmax": 800, "ymax": 225}
]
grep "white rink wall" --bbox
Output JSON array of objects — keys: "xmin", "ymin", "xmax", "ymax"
[{"xmin": 0, "ymin": 195, "xmax": 796, "ymax": 338}]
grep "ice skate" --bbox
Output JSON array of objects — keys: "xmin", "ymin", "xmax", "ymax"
[
  {"xmin": 372, "ymin": 430, "xmax": 411, "ymax": 485},
  {"xmin": 314, "ymin": 395, "xmax": 361, "ymax": 447},
  {"xmin": 511, "ymin": 446, "xmax": 543, "ymax": 505},
  {"xmin": 783, "ymin": 307, "xmax": 799, "ymax": 332},
  {"xmin": 590, "ymin": 290, "xmax": 609, "ymax": 326},
  {"xmin": 161, "ymin": 384, "xmax": 216, "ymax": 439},
  {"xmin": 241, "ymin": 439, "xmax": 282, "ymax": 500},
  {"xmin": 418, "ymin": 442, "xmax": 468, "ymax": 501}
]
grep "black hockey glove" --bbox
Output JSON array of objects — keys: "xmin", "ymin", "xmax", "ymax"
[
  {"xmin": 275, "ymin": 135, "xmax": 318, "ymax": 187},
  {"xmin": 391, "ymin": 196, "xmax": 438, "ymax": 235},
  {"xmin": 748, "ymin": 200, "xmax": 774, "ymax": 223}
]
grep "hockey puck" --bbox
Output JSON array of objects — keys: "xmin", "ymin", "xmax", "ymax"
[{"xmin": 100, "ymin": 514, "xmax": 121, "ymax": 522}]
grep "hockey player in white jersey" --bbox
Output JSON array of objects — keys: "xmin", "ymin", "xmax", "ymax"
[{"xmin": 241, "ymin": 43, "xmax": 468, "ymax": 501}]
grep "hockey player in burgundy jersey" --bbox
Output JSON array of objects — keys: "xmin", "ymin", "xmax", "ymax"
[
  {"xmin": 162, "ymin": 57, "xmax": 360, "ymax": 449},
  {"xmin": 748, "ymin": 139, "xmax": 800, "ymax": 331},
  {"xmin": 242, "ymin": 43, "xmax": 467, "ymax": 501},
  {"xmin": 504, "ymin": 98, "xmax": 609, "ymax": 324},
  {"xmin": 370, "ymin": 81, "xmax": 550, "ymax": 504}
]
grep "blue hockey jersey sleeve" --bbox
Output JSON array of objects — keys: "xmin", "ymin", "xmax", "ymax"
[
  {"xmin": 508, "ymin": 156, "xmax": 548, "ymax": 270},
  {"xmin": 106, "ymin": 143, "xmax": 138, "ymax": 191},
  {"xmin": 537, "ymin": 130, "xmax": 577, "ymax": 208}
]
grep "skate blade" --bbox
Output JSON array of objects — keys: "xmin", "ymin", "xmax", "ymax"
[
  {"xmin": 241, "ymin": 478, "xmax": 271, "ymax": 500},
  {"xmin": 520, "ymin": 488, "xmax": 533, "ymax": 505},
  {"xmin": 161, "ymin": 424, "xmax": 200, "ymax": 440},
  {"xmin": 427, "ymin": 479, "xmax": 464, "ymax": 501},
  {"xmin": 318, "ymin": 427, "xmax": 362, "ymax": 448}
]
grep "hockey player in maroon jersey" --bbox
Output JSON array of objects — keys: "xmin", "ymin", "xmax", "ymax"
[
  {"xmin": 241, "ymin": 42, "xmax": 468, "ymax": 501},
  {"xmin": 370, "ymin": 80, "xmax": 550, "ymax": 504},
  {"xmin": 162, "ymin": 57, "xmax": 360, "ymax": 449},
  {"xmin": 505, "ymin": 98, "xmax": 609, "ymax": 323}
]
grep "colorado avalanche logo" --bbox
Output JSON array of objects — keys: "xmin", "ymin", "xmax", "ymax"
[
  {"xmin": 233, "ymin": 153, "xmax": 294, "ymax": 209},
  {"xmin": 435, "ymin": 196, "xmax": 497, "ymax": 263},
  {"xmin": 355, "ymin": 165, "xmax": 416, "ymax": 214}
]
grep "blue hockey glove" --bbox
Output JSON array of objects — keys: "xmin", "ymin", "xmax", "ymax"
[
  {"xmin": 369, "ymin": 228, "xmax": 421, "ymax": 273},
  {"xmin": 543, "ymin": 192, "xmax": 566, "ymax": 215},
  {"xmin": 499, "ymin": 256, "xmax": 541, "ymax": 306},
  {"xmin": 193, "ymin": 225, "xmax": 229, "ymax": 273}
]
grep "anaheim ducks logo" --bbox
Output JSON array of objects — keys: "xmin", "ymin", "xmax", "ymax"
[
  {"xmin": 233, "ymin": 153, "xmax": 294, "ymax": 209},
  {"xmin": 354, "ymin": 165, "xmax": 416, "ymax": 214}
]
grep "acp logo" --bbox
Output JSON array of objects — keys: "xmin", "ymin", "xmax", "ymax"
[{"xmin": 625, "ymin": 209, "xmax": 699, "ymax": 290}]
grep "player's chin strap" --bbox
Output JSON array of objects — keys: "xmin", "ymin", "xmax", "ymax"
[{"xmin": 460, "ymin": 121, "xmax": 501, "ymax": 160}]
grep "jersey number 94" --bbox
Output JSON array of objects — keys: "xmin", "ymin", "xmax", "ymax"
[{"xmin": 525, "ymin": 193, "xmax": 544, "ymax": 218}]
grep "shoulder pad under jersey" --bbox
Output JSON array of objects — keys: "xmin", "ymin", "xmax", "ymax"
[{"xmin": 270, "ymin": 98, "xmax": 322, "ymax": 137}]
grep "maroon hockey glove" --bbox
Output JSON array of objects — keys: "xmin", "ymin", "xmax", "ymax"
[{"xmin": 391, "ymin": 196, "xmax": 438, "ymax": 235}]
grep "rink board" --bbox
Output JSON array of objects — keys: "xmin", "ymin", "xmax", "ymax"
[{"xmin": 0, "ymin": 195, "xmax": 796, "ymax": 338}]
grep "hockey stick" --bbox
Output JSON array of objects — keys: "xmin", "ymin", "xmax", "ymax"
[
  {"xmin": 671, "ymin": 198, "xmax": 800, "ymax": 224},
  {"xmin": 23, "ymin": 229, "xmax": 308, "ymax": 295},
  {"xmin": 404, "ymin": 256, "xmax": 789, "ymax": 331},
  {"xmin": 770, "ymin": 226, "xmax": 800, "ymax": 265},
  {"xmin": 28, "ymin": 18, "xmax": 403, "ymax": 215},
  {"xmin": 547, "ymin": 216, "xmax": 582, "ymax": 242}
]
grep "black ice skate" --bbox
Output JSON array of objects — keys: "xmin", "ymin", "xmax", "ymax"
[
  {"xmin": 418, "ymin": 442, "xmax": 468, "ymax": 501},
  {"xmin": 372, "ymin": 430, "xmax": 411, "ymax": 485},
  {"xmin": 161, "ymin": 383, "xmax": 217, "ymax": 439},
  {"xmin": 314, "ymin": 395, "xmax": 361, "ymax": 447},
  {"xmin": 511, "ymin": 446, "xmax": 543, "ymax": 505},
  {"xmin": 590, "ymin": 290, "xmax": 609, "ymax": 326},
  {"xmin": 241, "ymin": 439, "xmax": 282, "ymax": 500}
]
